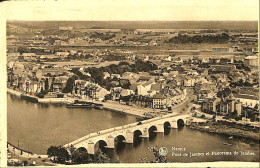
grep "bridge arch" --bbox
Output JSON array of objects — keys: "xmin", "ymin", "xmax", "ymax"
[
  {"xmin": 163, "ymin": 121, "xmax": 171, "ymax": 128},
  {"xmin": 148, "ymin": 125, "xmax": 158, "ymax": 139},
  {"xmin": 76, "ymin": 147, "xmax": 88, "ymax": 152},
  {"xmin": 94, "ymin": 139, "xmax": 108, "ymax": 153},
  {"xmin": 148, "ymin": 125, "xmax": 158, "ymax": 132},
  {"xmin": 177, "ymin": 119, "xmax": 185, "ymax": 127},
  {"xmin": 114, "ymin": 134, "xmax": 126, "ymax": 142},
  {"xmin": 133, "ymin": 129, "xmax": 142, "ymax": 146},
  {"xmin": 133, "ymin": 129, "xmax": 142, "ymax": 137}
]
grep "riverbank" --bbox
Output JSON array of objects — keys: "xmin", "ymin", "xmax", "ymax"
[
  {"xmin": 7, "ymin": 88, "xmax": 192, "ymax": 118},
  {"xmin": 7, "ymin": 88, "xmax": 22, "ymax": 97},
  {"xmin": 7, "ymin": 142, "xmax": 48, "ymax": 159},
  {"xmin": 189, "ymin": 121, "xmax": 260, "ymax": 142}
]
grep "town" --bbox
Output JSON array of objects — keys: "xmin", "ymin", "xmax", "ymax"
[{"xmin": 6, "ymin": 21, "xmax": 259, "ymax": 166}]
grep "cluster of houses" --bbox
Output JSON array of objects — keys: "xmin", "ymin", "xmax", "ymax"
[{"xmin": 7, "ymin": 47, "xmax": 259, "ymax": 114}]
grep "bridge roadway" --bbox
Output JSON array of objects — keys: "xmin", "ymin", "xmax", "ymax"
[{"xmin": 63, "ymin": 114, "xmax": 191, "ymax": 154}]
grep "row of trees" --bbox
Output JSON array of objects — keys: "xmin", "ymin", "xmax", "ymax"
[
  {"xmin": 118, "ymin": 94, "xmax": 153, "ymax": 108},
  {"xmin": 47, "ymin": 145, "xmax": 168, "ymax": 165},
  {"xmin": 168, "ymin": 33, "xmax": 230, "ymax": 44},
  {"xmin": 47, "ymin": 145, "xmax": 113, "ymax": 164}
]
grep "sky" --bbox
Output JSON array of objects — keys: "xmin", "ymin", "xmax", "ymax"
[{"xmin": 1, "ymin": 0, "xmax": 259, "ymax": 21}]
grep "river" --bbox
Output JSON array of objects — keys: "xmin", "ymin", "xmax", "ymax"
[{"xmin": 7, "ymin": 94, "xmax": 259, "ymax": 163}]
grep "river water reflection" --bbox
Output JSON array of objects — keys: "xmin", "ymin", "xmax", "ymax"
[{"xmin": 7, "ymin": 94, "xmax": 259, "ymax": 163}]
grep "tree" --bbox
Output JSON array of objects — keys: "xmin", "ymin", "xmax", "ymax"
[
  {"xmin": 95, "ymin": 149, "xmax": 110, "ymax": 163},
  {"xmin": 44, "ymin": 78, "xmax": 49, "ymax": 90},
  {"xmin": 47, "ymin": 146, "xmax": 59, "ymax": 162},
  {"xmin": 62, "ymin": 75, "xmax": 78, "ymax": 93},
  {"xmin": 217, "ymin": 88, "xmax": 231, "ymax": 98},
  {"xmin": 71, "ymin": 149, "xmax": 92, "ymax": 164},
  {"xmin": 47, "ymin": 146, "xmax": 70, "ymax": 164},
  {"xmin": 56, "ymin": 146, "xmax": 70, "ymax": 164}
]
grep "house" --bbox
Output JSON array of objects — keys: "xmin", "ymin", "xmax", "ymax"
[
  {"xmin": 103, "ymin": 72, "xmax": 110, "ymax": 79},
  {"xmin": 172, "ymin": 57, "xmax": 183, "ymax": 64},
  {"xmin": 169, "ymin": 71, "xmax": 178, "ymax": 77},
  {"xmin": 244, "ymin": 55, "xmax": 259, "ymax": 67},
  {"xmin": 183, "ymin": 76, "xmax": 196, "ymax": 87},
  {"xmin": 187, "ymin": 70, "xmax": 198, "ymax": 76},
  {"xmin": 233, "ymin": 94, "xmax": 259, "ymax": 109},
  {"xmin": 210, "ymin": 65, "xmax": 236, "ymax": 73},
  {"xmin": 94, "ymin": 87, "xmax": 109, "ymax": 101},
  {"xmin": 212, "ymin": 47, "xmax": 232, "ymax": 53},
  {"xmin": 74, "ymin": 80, "xmax": 89, "ymax": 95},
  {"xmin": 202, "ymin": 94, "xmax": 242, "ymax": 116},
  {"xmin": 147, "ymin": 83, "xmax": 163, "ymax": 97},
  {"xmin": 55, "ymin": 52, "xmax": 69, "ymax": 58},
  {"xmin": 52, "ymin": 76, "xmax": 68, "ymax": 92},
  {"xmin": 42, "ymin": 68, "xmax": 66, "ymax": 77},
  {"xmin": 111, "ymin": 74, "xmax": 121, "ymax": 79},
  {"xmin": 166, "ymin": 56, "xmax": 172, "ymax": 62},
  {"xmin": 138, "ymin": 76, "xmax": 151, "ymax": 82},
  {"xmin": 70, "ymin": 50, "xmax": 77, "ymax": 55},
  {"xmin": 24, "ymin": 80, "xmax": 43, "ymax": 93},
  {"xmin": 7, "ymin": 53, "xmax": 20, "ymax": 57},
  {"xmin": 152, "ymin": 93, "xmax": 167, "ymax": 109},
  {"xmin": 121, "ymin": 89, "xmax": 135, "ymax": 97},
  {"xmin": 22, "ymin": 53, "xmax": 37, "ymax": 61},
  {"xmin": 202, "ymin": 97, "xmax": 220, "ymax": 113},
  {"xmin": 217, "ymin": 96, "xmax": 242, "ymax": 116},
  {"xmin": 111, "ymin": 87, "xmax": 122, "ymax": 100},
  {"xmin": 137, "ymin": 81, "xmax": 155, "ymax": 96},
  {"xmin": 22, "ymin": 53, "xmax": 36, "ymax": 57},
  {"xmin": 197, "ymin": 89, "xmax": 215, "ymax": 103}
]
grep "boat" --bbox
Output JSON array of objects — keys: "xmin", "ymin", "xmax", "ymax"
[
  {"xmin": 229, "ymin": 136, "xmax": 233, "ymax": 139},
  {"xmin": 66, "ymin": 100, "xmax": 93, "ymax": 108},
  {"xmin": 21, "ymin": 93, "xmax": 38, "ymax": 102}
]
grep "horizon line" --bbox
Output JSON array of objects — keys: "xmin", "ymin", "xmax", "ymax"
[{"xmin": 7, "ymin": 20, "xmax": 259, "ymax": 22}]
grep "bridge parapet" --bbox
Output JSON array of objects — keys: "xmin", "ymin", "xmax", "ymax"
[{"xmin": 64, "ymin": 114, "xmax": 191, "ymax": 154}]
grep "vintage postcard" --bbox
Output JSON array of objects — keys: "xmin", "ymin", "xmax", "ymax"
[{"xmin": 0, "ymin": 0, "xmax": 259, "ymax": 167}]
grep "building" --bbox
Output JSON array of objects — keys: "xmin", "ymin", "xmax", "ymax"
[
  {"xmin": 95, "ymin": 87, "xmax": 109, "ymax": 101},
  {"xmin": 234, "ymin": 94, "xmax": 259, "ymax": 109},
  {"xmin": 197, "ymin": 89, "xmax": 215, "ymax": 103},
  {"xmin": 217, "ymin": 95, "xmax": 242, "ymax": 116},
  {"xmin": 52, "ymin": 77, "xmax": 68, "ymax": 92},
  {"xmin": 244, "ymin": 55, "xmax": 259, "ymax": 67},
  {"xmin": 202, "ymin": 97, "xmax": 220, "ymax": 113},
  {"xmin": 59, "ymin": 26, "xmax": 73, "ymax": 31},
  {"xmin": 210, "ymin": 65, "xmax": 236, "ymax": 73},
  {"xmin": 137, "ymin": 81, "xmax": 155, "ymax": 96},
  {"xmin": 22, "ymin": 53, "xmax": 37, "ymax": 61},
  {"xmin": 212, "ymin": 47, "xmax": 232, "ymax": 53},
  {"xmin": 152, "ymin": 93, "xmax": 167, "ymax": 109},
  {"xmin": 202, "ymin": 95, "xmax": 242, "ymax": 116},
  {"xmin": 55, "ymin": 52, "xmax": 69, "ymax": 58},
  {"xmin": 7, "ymin": 53, "xmax": 20, "ymax": 57}
]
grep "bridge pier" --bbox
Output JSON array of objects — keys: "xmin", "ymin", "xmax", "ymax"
[
  {"xmin": 170, "ymin": 121, "xmax": 178, "ymax": 128},
  {"xmin": 106, "ymin": 135, "xmax": 115, "ymax": 148},
  {"xmin": 156, "ymin": 123, "xmax": 164, "ymax": 132},
  {"xmin": 87, "ymin": 141, "xmax": 95, "ymax": 155},
  {"xmin": 140, "ymin": 128, "xmax": 149, "ymax": 138},
  {"xmin": 125, "ymin": 130, "xmax": 133, "ymax": 143}
]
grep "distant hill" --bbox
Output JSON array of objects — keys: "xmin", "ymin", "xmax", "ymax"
[{"xmin": 7, "ymin": 21, "xmax": 258, "ymax": 31}]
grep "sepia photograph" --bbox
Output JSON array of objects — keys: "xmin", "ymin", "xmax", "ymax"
[{"xmin": 0, "ymin": 0, "xmax": 259, "ymax": 167}]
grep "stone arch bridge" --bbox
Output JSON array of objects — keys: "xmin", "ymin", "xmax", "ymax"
[{"xmin": 64, "ymin": 114, "xmax": 191, "ymax": 154}]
